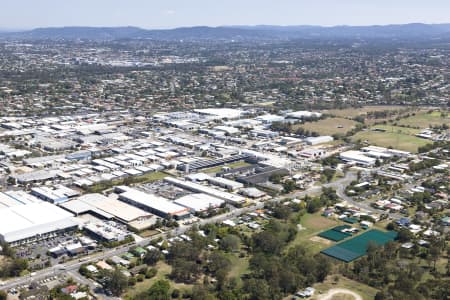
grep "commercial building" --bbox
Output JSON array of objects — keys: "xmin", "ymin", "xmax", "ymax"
[
  {"xmin": 117, "ymin": 187, "xmax": 190, "ymax": 220},
  {"xmin": 194, "ymin": 108, "xmax": 243, "ymax": 120},
  {"xmin": 360, "ymin": 146, "xmax": 411, "ymax": 158},
  {"xmin": 206, "ymin": 176, "xmax": 244, "ymax": 191},
  {"xmin": 174, "ymin": 193, "xmax": 224, "ymax": 213},
  {"xmin": 0, "ymin": 202, "xmax": 79, "ymax": 246},
  {"xmin": 31, "ymin": 185, "xmax": 80, "ymax": 204},
  {"xmin": 61, "ymin": 193, "xmax": 155, "ymax": 231},
  {"xmin": 84, "ymin": 221, "xmax": 131, "ymax": 242},
  {"xmin": 164, "ymin": 177, "xmax": 246, "ymax": 205},
  {"xmin": 176, "ymin": 153, "xmax": 250, "ymax": 172},
  {"xmin": 304, "ymin": 136, "xmax": 333, "ymax": 145},
  {"xmin": 339, "ymin": 150, "xmax": 376, "ymax": 166},
  {"xmin": 286, "ymin": 111, "xmax": 322, "ymax": 119},
  {"xmin": 12, "ymin": 170, "xmax": 58, "ymax": 184}
]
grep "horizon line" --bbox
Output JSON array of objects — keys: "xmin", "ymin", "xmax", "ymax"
[{"xmin": 1, "ymin": 22, "xmax": 449, "ymax": 32}]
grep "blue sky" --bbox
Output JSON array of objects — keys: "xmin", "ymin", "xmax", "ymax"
[{"xmin": 1, "ymin": 0, "xmax": 449, "ymax": 29}]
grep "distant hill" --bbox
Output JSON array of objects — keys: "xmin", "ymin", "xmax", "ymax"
[{"xmin": 2, "ymin": 23, "xmax": 450, "ymax": 41}]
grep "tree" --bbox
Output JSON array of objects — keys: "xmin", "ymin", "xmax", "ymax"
[
  {"xmin": 322, "ymin": 168, "xmax": 336, "ymax": 182},
  {"xmin": 220, "ymin": 234, "xmax": 241, "ymax": 252},
  {"xmin": 244, "ymin": 278, "xmax": 271, "ymax": 300},
  {"xmin": 104, "ymin": 268, "xmax": 128, "ymax": 296},
  {"xmin": 10, "ymin": 258, "xmax": 28, "ymax": 276},
  {"xmin": 273, "ymin": 205, "xmax": 292, "ymax": 220},
  {"xmin": 283, "ymin": 179, "xmax": 297, "ymax": 193},
  {"xmin": 143, "ymin": 249, "xmax": 161, "ymax": 265},
  {"xmin": 170, "ymin": 259, "xmax": 201, "ymax": 283},
  {"xmin": 208, "ymin": 252, "xmax": 232, "ymax": 276},
  {"xmin": 397, "ymin": 228, "xmax": 414, "ymax": 242},
  {"xmin": 0, "ymin": 242, "xmax": 14, "ymax": 257},
  {"xmin": 191, "ymin": 284, "xmax": 216, "ymax": 300},
  {"xmin": 429, "ymin": 245, "xmax": 440, "ymax": 270},
  {"xmin": 252, "ymin": 230, "xmax": 284, "ymax": 254},
  {"xmin": 307, "ymin": 197, "xmax": 322, "ymax": 213},
  {"xmin": 147, "ymin": 280, "xmax": 170, "ymax": 300}
]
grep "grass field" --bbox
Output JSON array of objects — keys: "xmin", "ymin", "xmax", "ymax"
[
  {"xmin": 294, "ymin": 118, "xmax": 360, "ymax": 136},
  {"xmin": 396, "ymin": 111, "xmax": 450, "ymax": 128},
  {"xmin": 370, "ymin": 124, "xmax": 422, "ymax": 135},
  {"xmin": 352, "ymin": 129, "xmax": 432, "ymax": 153},
  {"xmin": 227, "ymin": 254, "xmax": 250, "ymax": 287},
  {"xmin": 311, "ymin": 275, "xmax": 378, "ymax": 300},
  {"xmin": 322, "ymin": 106, "xmax": 407, "ymax": 118},
  {"xmin": 202, "ymin": 161, "xmax": 251, "ymax": 174},
  {"xmin": 288, "ymin": 212, "xmax": 339, "ymax": 253}
]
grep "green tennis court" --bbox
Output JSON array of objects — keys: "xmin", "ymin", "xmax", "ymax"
[
  {"xmin": 321, "ymin": 229, "xmax": 397, "ymax": 262},
  {"xmin": 318, "ymin": 225, "xmax": 353, "ymax": 242}
]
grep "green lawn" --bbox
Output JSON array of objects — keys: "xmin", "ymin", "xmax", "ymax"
[
  {"xmin": 371, "ymin": 124, "xmax": 422, "ymax": 135},
  {"xmin": 352, "ymin": 130, "xmax": 432, "ymax": 153},
  {"xmin": 397, "ymin": 111, "xmax": 450, "ymax": 128},
  {"xmin": 294, "ymin": 117, "xmax": 360, "ymax": 136},
  {"xmin": 288, "ymin": 212, "xmax": 339, "ymax": 253},
  {"xmin": 227, "ymin": 254, "xmax": 250, "ymax": 287}
]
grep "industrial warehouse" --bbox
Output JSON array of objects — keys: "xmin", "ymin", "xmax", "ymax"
[
  {"xmin": 0, "ymin": 200, "xmax": 79, "ymax": 246},
  {"xmin": 60, "ymin": 193, "xmax": 157, "ymax": 231},
  {"xmin": 116, "ymin": 186, "xmax": 191, "ymax": 220},
  {"xmin": 165, "ymin": 177, "xmax": 247, "ymax": 205}
]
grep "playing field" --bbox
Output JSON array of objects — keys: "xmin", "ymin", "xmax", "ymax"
[
  {"xmin": 288, "ymin": 212, "xmax": 339, "ymax": 253},
  {"xmin": 351, "ymin": 129, "xmax": 432, "ymax": 153},
  {"xmin": 397, "ymin": 111, "xmax": 450, "ymax": 128},
  {"xmin": 321, "ymin": 230, "xmax": 397, "ymax": 262},
  {"xmin": 295, "ymin": 117, "xmax": 360, "ymax": 136},
  {"xmin": 322, "ymin": 106, "xmax": 407, "ymax": 118}
]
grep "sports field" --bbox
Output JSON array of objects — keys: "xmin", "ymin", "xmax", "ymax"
[
  {"xmin": 294, "ymin": 117, "xmax": 360, "ymax": 136},
  {"xmin": 321, "ymin": 230, "xmax": 397, "ymax": 262},
  {"xmin": 289, "ymin": 212, "xmax": 339, "ymax": 253},
  {"xmin": 396, "ymin": 111, "xmax": 450, "ymax": 128},
  {"xmin": 351, "ymin": 129, "xmax": 432, "ymax": 153},
  {"xmin": 322, "ymin": 106, "xmax": 406, "ymax": 118}
]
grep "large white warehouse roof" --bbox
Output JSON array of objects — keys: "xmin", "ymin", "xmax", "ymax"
[
  {"xmin": 0, "ymin": 202, "xmax": 79, "ymax": 244},
  {"xmin": 174, "ymin": 193, "xmax": 224, "ymax": 213}
]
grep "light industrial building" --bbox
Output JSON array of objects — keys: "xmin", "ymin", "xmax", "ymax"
[
  {"xmin": 0, "ymin": 201, "xmax": 79, "ymax": 245},
  {"xmin": 117, "ymin": 187, "xmax": 190, "ymax": 220},
  {"xmin": 84, "ymin": 221, "xmax": 131, "ymax": 242},
  {"xmin": 174, "ymin": 193, "xmax": 224, "ymax": 213},
  {"xmin": 339, "ymin": 150, "xmax": 376, "ymax": 166},
  {"xmin": 304, "ymin": 136, "xmax": 334, "ymax": 145},
  {"xmin": 176, "ymin": 153, "xmax": 250, "ymax": 172},
  {"xmin": 61, "ymin": 193, "xmax": 156, "ymax": 231},
  {"xmin": 31, "ymin": 185, "xmax": 80, "ymax": 204},
  {"xmin": 164, "ymin": 177, "xmax": 246, "ymax": 205},
  {"xmin": 286, "ymin": 111, "xmax": 322, "ymax": 119},
  {"xmin": 206, "ymin": 176, "xmax": 244, "ymax": 191}
]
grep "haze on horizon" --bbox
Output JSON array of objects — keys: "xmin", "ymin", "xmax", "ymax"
[{"xmin": 1, "ymin": 0, "xmax": 449, "ymax": 30}]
